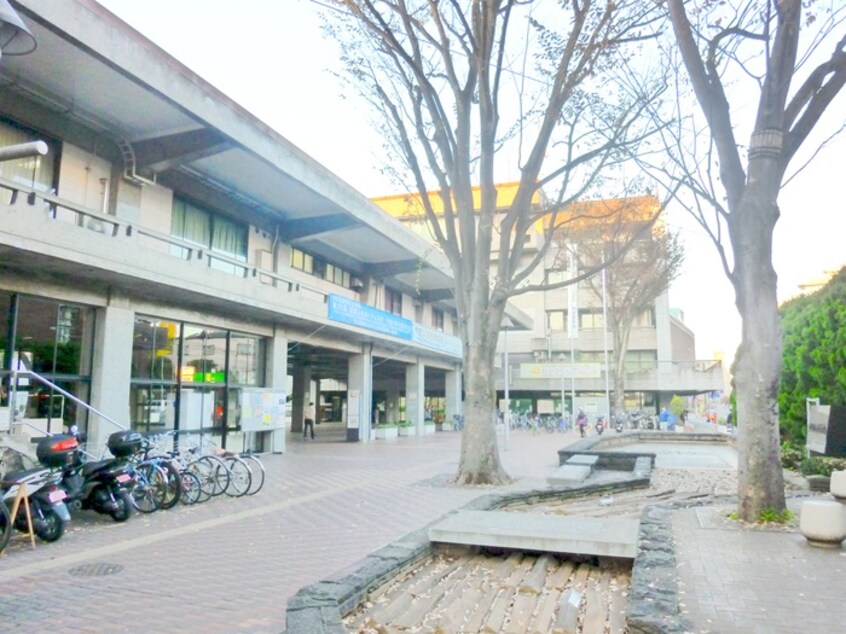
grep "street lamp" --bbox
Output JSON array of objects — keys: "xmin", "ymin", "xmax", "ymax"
[{"xmin": 0, "ymin": 0, "xmax": 36, "ymax": 61}]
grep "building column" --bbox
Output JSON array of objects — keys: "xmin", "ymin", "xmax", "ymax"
[
  {"xmin": 386, "ymin": 378, "xmax": 401, "ymax": 424},
  {"xmin": 314, "ymin": 378, "xmax": 322, "ymax": 424},
  {"xmin": 291, "ymin": 363, "xmax": 312, "ymax": 434},
  {"xmin": 405, "ymin": 359, "xmax": 425, "ymax": 435},
  {"xmin": 265, "ymin": 326, "xmax": 288, "ymax": 453},
  {"xmin": 347, "ymin": 345, "xmax": 373, "ymax": 442},
  {"xmin": 89, "ymin": 302, "xmax": 134, "ymax": 450},
  {"xmin": 445, "ymin": 365, "xmax": 463, "ymax": 428}
]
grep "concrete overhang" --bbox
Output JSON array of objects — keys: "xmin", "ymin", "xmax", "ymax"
[{"xmin": 4, "ymin": 0, "xmax": 456, "ymax": 297}]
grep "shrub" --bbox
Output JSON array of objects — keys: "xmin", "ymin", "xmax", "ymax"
[{"xmin": 799, "ymin": 456, "xmax": 846, "ymax": 477}]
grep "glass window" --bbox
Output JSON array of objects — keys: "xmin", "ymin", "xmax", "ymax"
[
  {"xmin": 385, "ymin": 288, "xmax": 402, "ymax": 315},
  {"xmin": 229, "ymin": 333, "xmax": 265, "ymax": 386},
  {"xmin": 132, "ymin": 318, "xmax": 179, "ymax": 381},
  {"xmin": 170, "ymin": 197, "xmax": 247, "ymax": 272},
  {"xmin": 579, "ymin": 309, "xmax": 604, "ymax": 329},
  {"xmin": 0, "ymin": 292, "xmax": 94, "ymax": 432},
  {"xmin": 130, "ymin": 317, "xmax": 267, "ymax": 437},
  {"xmin": 432, "ymin": 308, "xmax": 444, "ymax": 331},
  {"xmin": 546, "ymin": 310, "xmax": 567, "ymax": 331},
  {"xmin": 0, "ymin": 119, "xmax": 56, "ymax": 197}
]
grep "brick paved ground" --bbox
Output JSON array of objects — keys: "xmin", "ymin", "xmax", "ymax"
[
  {"xmin": 1, "ymin": 424, "xmax": 842, "ymax": 634},
  {"xmin": 0, "ymin": 424, "xmax": 573, "ymax": 633}
]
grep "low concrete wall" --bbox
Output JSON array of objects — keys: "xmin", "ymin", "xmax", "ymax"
[
  {"xmin": 558, "ymin": 431, "xmax": 732, "ymax": 466},
  {"xmin": 284, "ymin": 476, "xmax": 653, "ymax": 633}
]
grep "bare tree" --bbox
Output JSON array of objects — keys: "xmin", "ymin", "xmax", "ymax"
[
  {"xmin": 567, "ymin": 198, "xmax": 684, "ymax": 417},
  {"xmin": 323, "ymin": 0, "xmax": 664, "ymax": 483},
  {"xmin": 642, "ymin": 1, "xmax": 846, "ymax": 519}
]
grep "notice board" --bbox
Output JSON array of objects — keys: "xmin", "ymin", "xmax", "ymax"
[{"xmin": 240, "ymin": 389, "xmax": 287, "ymax": 432}]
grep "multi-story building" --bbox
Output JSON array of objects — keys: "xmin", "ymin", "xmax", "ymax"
[
  {"xmin": 374, "ymin": 185, "xmax": 725, "ymax": 419},
  {"xmin": 0, "ymin": 0, "xmax": 529, "ymax": 451}
]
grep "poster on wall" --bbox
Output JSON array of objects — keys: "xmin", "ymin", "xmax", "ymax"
[{"xmin": 240, "ymin": 389, "xmax": 286, "ymax": 432}]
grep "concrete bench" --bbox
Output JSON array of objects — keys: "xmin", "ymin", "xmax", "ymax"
[
  {"xmin": 565, "ymin": 454, "xmax": 599, "ymax": 467},
  {"xmin": 547, "ymin": 464, "xmax": 592, "ymax": 484},
  {"xmin": 428, "ymin": 510, "xmax": 640, "ymax": 559},
  {"xmin": 547, "ymin": 453, "xmax": 600, "ymax": 485}
]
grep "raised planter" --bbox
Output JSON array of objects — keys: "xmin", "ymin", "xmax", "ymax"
[
  {"xmin": 423, "ymin": 422, "xmax": 436, "ymax": 435},
  {"xmin": 374, "ymin": 425, "xmax": 398, "ymax": 440},
  {"xmin": 398, "ymin": 425, "xmax": 416, "ymax": 437}
]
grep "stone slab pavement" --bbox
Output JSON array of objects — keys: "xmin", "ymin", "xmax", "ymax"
[
  {"xmin": 0, "ymin": 424, "xmax": 571, "ymax": 634},
  {"xmin": 1, "ymin": 424, "xmax": 842, "ymax": 634}
]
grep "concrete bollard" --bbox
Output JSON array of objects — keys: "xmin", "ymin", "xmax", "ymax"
[
  {"xmin": 799, "ymin": 499, "xmax": 846, "ymax": 548},
  {"xmin": 830, "ymin": 470, "xmax": 846, "ymax": 502}
]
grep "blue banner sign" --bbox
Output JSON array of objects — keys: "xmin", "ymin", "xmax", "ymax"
[
  {"xmin": 413, "ymin": 323, "xmax": 463, "ymax": 357},
  {"xmin": 328, "ymin": 295, "xmax": 413, "ymax": 340},
  {"xmin": 328, "ymin": 295, "xmax": 462, "ymax": 357}
]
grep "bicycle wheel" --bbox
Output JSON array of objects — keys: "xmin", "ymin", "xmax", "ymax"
[
  {"xmin": 179, "ymin": 470, "xmax": 202, "ymax": 505},
  {"xmin": 131, "ymin": 466, "xmax": 163, "ymax": 513},
  {"xmin": 239, "ymin": 454, "xmax": 265, "ymax": 495},
  {"xmin": 197, "ymin": 455, "xmax": 230, "ymax": 497},
  {"xmin": 187, "ymin": 459, "xmax": 216, "ymax": 500},
  {"xmin": 0, "ymin": 502, "xmax": 12, "ymax": 553},
  {"xmin": 224, "ymin": 456, "xmax": 251, "ymax": 498},
  {"xmin": 157, "ymin": 460, "xmax": 182, "ymax": 510}
]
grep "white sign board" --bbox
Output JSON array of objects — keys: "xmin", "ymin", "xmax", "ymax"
[
  {"xmin": 520, "ymin": 363, "xmax": 602, "ymax": 379},
  {"xmin": 240, "ymin": 389, "xmax": 286, "ymax": 432},
  {"xmin": 807, "ymin": 404, "xmax": 830, "ymax": 454}
]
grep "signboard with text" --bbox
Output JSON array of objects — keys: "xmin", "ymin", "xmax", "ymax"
[{"xmin": 519, "ymin": 363, "xmax": 602, "ymax": 380}]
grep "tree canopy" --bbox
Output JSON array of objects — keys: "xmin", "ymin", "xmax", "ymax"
[{"xmin": 779, "ymin": 266, "xmax": 846, "ymax": 444}]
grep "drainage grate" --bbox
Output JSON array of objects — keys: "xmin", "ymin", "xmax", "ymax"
[{"xmin": 68, "ymin": 563, "xmax": 124, "ymax": 577}]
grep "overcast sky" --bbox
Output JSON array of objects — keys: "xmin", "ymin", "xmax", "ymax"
[{"xmin": 96, "ymin": 0, "xmax": 846, "ymax": 362}]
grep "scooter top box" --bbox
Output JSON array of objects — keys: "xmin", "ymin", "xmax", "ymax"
[
  {"xmin": 107, "ymin": 430, "xmax": 143, "ymax": 458},
  {"xmin": 36, "ymin": 434, "xmax": 79, "ymax": 468}
]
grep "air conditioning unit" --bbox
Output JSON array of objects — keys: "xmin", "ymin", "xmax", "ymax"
[{"xmin": 350, "ymin": 277, "xmax": 365, "ymax": 292}]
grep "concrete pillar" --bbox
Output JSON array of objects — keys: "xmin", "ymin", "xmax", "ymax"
[
  {"xmin": 265, "ymin": 326, "xmax": 288, "ymax": 453},
  {"xmin": 89, "ymin": 302, "xmax": 134, "ymax": 450},
  {"xmin": 347, "ymin": 345, "xmax": 373, "ymax": 442},
  {"xmin": 445, "ymin": 365, "xmax": 463, "ymax": 427},
  {"xmin": 386, "ymin": 378, "xmax": 401, "ymax": 423},
  {"xmin": 315, "ymin": 378, "xmax": 322, "ymax": 424},
  {"xmin": 405, "ymin": 359, "xmax": 425, "ymax": 435},
  {"xmin": 291, "ymin": 363, "xmax": 312, "ymax": 434}
]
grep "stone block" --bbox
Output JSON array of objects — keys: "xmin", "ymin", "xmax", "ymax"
[
  {"xmin": 799, "ymin": 499, "xmax": 846, "ymax": 548},
  {"xmin": 428, "ymin": 510, "xmax": 640, "ymax": 558},
  {"xmin": 830, "ymin": 470, "xmax": 846, "ymax": 502}
]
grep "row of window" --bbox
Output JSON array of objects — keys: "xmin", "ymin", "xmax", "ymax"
[
  {"xmin": 290, "ymin": 247, "xmax": 354, "ymax": 288},
  {"xmin": 546, "ymin": 308, "xmax": 656, "ymax": 331}
]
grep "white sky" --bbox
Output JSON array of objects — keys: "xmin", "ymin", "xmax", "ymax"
[{"xmin": 96, "ymin": 0, "xmax": 846, "ymax": 363}]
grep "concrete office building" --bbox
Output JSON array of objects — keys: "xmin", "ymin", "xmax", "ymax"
[
  {"xmin": 374, "ymin": 187, "xmax": 725, "ymax": 420},
  {"xmin": 0, "ymin": 0, "xmax": 529, "ymax": 452}
]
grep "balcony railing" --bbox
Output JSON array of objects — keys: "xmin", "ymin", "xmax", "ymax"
[{"xmin": 0, "ymin": 175, "xmax": 327, "ymax": 303}]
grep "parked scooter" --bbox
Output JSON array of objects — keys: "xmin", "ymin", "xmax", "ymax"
[
  {"xmin": 595, "ymin": 416, "xmax": 606, "ymax": 435},
  {"xmin": 0, "ymin": 436, "xmax": 73, "ymax": 543},
  {"xmin": 614, "ymin": 418, "xmax": 624, "ymax": 433},
  {"xmin": 56, "ymin": 428, "xmax": 137, "ymax": 522}
]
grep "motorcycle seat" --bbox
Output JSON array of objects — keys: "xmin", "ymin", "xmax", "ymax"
[
  {"xmin": 0, "ymin": 466, "xmax": 50, "ymax": 486},
  {"xmin": 81, "ymin": 460, "xmax": 114, "ymax": 476}
]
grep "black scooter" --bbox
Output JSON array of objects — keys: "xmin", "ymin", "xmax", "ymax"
[
  {"xmin": 595, "ymin": 416, "xmax": 605, "ymax": 435},
  {"xmin": 56, "ymin": 428, "xmax": 135, "ymax": 522},
  {"xmin": 1, "ymin": 436, "xmax": 74, "ymax": 543}
]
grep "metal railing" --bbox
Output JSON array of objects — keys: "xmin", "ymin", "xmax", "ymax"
[
  {"xmin": 7, "ymin": 368, "xmax": 127, "ymax": 434},
  {"xmin": 0, "ymin": 175, "xmax": 329, "ymax": 300}
]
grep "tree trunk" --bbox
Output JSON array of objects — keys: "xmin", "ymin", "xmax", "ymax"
[
  {"xmin": 732, "ymin": 175, "xmax": 786, "ymax": 521},
  {"xmin": 455, "ymin": 338, "xmax": 510, "ymax": 485}
]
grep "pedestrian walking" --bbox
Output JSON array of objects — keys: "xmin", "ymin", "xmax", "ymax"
[{"xmin": 304, "ymin": 401, "xmax": 315, "ymax": 439}]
